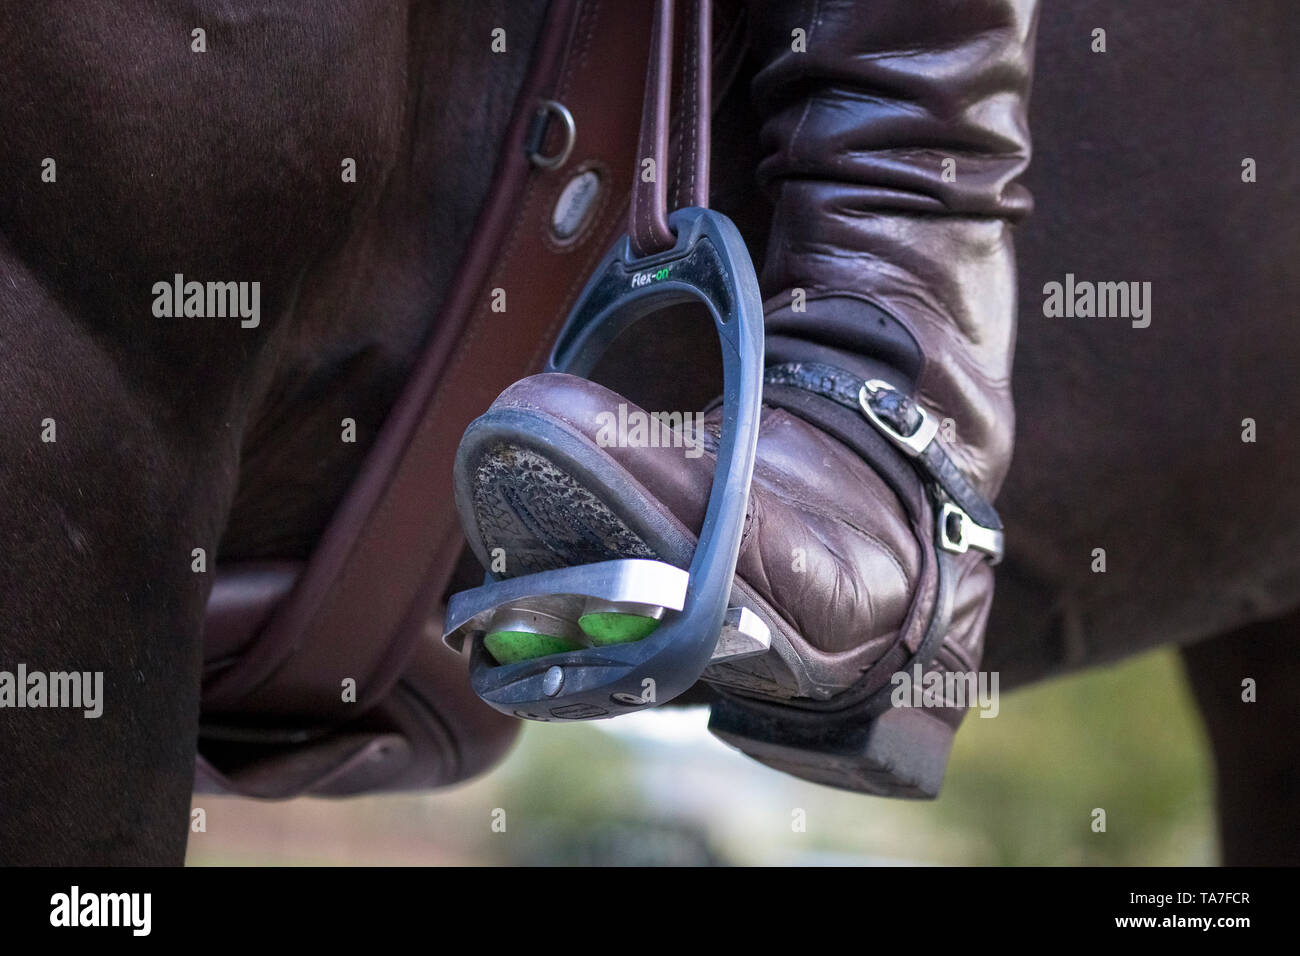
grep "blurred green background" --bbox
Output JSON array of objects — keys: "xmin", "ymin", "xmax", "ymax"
[{"xmin": 186, "ymin": 647, "xmax": 1214, "ymax": 865}]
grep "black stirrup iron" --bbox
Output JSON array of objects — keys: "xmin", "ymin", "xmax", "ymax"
[
  {"xmin": 441, "ymin": 0, "xmax": 767, "ymax": 720},
  {"xmin": 441, "ymin": 207, "xmax": 764, "ymax": 720}
]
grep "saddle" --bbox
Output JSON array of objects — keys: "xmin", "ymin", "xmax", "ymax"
[{"xmin": 196, "ymin": 0, "xmax": 736, "ymax": 797}]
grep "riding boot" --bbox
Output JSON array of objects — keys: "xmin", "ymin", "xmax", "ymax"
[{"xmin": 453, "ymin": 0, "xmax": 1037, "ymax": 796}]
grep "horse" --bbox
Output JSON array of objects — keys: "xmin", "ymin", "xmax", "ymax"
[{"xmin": 0, "ymin": 0, "xmax": 1295, "ymax": 864}]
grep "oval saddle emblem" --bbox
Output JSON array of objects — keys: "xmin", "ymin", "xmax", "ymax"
[{"xmin": 551, "ymin": 169, "xmax": 601, "ymax": 241}]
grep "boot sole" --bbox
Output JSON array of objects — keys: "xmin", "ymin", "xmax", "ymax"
[{"xmin": 707, "ymin": 693, "xmax": 954, "ymax": 798}]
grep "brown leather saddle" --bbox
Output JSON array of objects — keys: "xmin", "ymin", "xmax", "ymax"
[{"xmin": 196, "ymin": 0, "xmax": 731, "ymax": 798}]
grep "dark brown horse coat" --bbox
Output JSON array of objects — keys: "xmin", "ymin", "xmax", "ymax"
[{"xmin": 1, "ymin": 0, "xmax": 1297, "ymax": 863}]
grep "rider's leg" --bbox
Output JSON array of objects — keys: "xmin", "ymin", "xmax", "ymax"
[{"xmin": 455, "ymin": 0, "xmax": 1038, "ymax": 796}]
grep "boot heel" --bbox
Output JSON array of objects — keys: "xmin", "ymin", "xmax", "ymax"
[{"xmin": 707, "ymin": 694, "xmax": 956, "ymax": 799}]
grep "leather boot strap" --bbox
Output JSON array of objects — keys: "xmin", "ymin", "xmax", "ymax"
[{"xmin": 765, "ymin": 361, "xmax": 1004, "ymax": 563}]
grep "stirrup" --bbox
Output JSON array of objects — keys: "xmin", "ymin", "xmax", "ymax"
[{"xmin": 442, "ymin": 207, "xmax": 766, "ymax": 721}]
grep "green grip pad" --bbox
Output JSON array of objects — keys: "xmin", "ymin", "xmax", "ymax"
[
  {"xmin": 578, "ymin": 612, "xmax": 660, "ymax": 646},
  {"xmin": 484, "ymin": 630, "xmax": 582, "ymax": 665}
]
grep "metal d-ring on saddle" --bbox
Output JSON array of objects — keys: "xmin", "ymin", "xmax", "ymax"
[{"xmin": 441, "ymin": 0, "xmax": 770, "ymax": 721}]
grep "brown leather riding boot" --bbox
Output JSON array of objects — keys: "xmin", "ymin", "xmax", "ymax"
[{"xmin": 454, "ymin": 0, "xmax": 1037, "ymax": 797}]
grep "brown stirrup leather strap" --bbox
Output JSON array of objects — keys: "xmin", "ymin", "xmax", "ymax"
[
  {"xmin": 674, "ymin": 0, "xmax": 713, "ymax": 211},
  {"xmin": 630, "ymin": 0, "xmax": 712, "ymax": 258},
  {"xmin": 201, "ymin": 0, "xmax": 717, "ymax": 726}
]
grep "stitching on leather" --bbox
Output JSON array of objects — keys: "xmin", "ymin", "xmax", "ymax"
[
  {"xmin": 638, "ymin": 2, "xmax": 676, "ymax": 254},
  {"xmin": 675, "ymin": 1, "xmax": 700, "ymax": 209},
  {"xmin": 670, "ymin": 8, "xmax": 686, "ymax": 209}
]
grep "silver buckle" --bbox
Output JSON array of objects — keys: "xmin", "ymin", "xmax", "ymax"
[
  {"xmin": 938, "ymin": 501, "xmax": 1004, "ymax": 564},
  {"xmin": 858, "ymin": 380, "xmax": 939, "ymax": 457}
]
